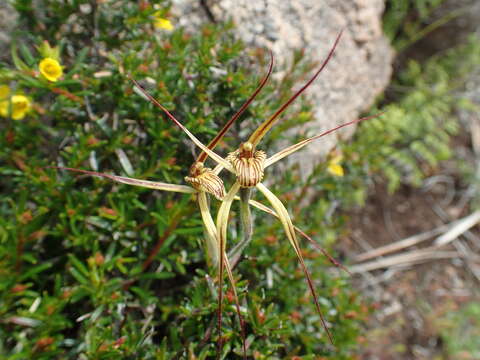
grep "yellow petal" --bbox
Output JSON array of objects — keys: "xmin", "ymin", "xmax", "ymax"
[
  {"xmin": 131, "ymin": 79, "xmax": 234, "ymax": 173},
  {"xmin": 0, "ymin": 101, "xmax": 8, "ymax": 117},
  {"xmin": 243, "ymin": 197, "xmax": 350, "ymax": 274},
  {"xmin": 202, "ymin": 184, "xmax": 246, "ymax": 357},
  {"xmin": 154, "ymin": 17, "xmax": 174, "ymax": 30},
  {"xmin": 327, "ymin": 162, "xmax": 344, "ymax": 177},
  {"xmin": 10, "ymin": 95, "xmax": 31, "ymax": 120},
  {"xmin": 39, "ymin": 58, "xmax": 63, "ymax": 82},
  {"xmin": 198, "ymin": 192, "xmax": 220, "ymax": 266},
  {"xmin": 265, "ymin": 113, "xmax": 384, "ymax": 168}
]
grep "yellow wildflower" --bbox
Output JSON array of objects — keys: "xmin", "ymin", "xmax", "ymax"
[
  {"xmin": 39, "ymin": 57, "xmax": 63, "ymax": 82},
  {"xmin": 0, "ymin": 94, "xmax": 31, "ymax": 120},
  {"xmin": 327, "ymin": 153, "xmax": 344, "ymax": 177},
  {"xmin": 154, "ymin": 13, "xmax": 174, "ymax": 30}
]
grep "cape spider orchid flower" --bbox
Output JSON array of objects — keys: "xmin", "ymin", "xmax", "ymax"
[
  {"xmin": 51, "ymin": 30, "xmax": 381, "ymax": 356},
  {"xmin": 130, "ymin": 58, "xmax": 355, "ymax": 356},
  {"xmin": 214, "ymin": 29, "xmax": 384, "ymax": 345}
]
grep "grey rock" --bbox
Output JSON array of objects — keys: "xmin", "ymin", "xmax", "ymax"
[
  {"xmin": 0, "ymin": 2, "xmax": 17, "ymax": 61},
  {"xmin": 173, "ymin": 0, "xmax": 394, "ymax": 174}
]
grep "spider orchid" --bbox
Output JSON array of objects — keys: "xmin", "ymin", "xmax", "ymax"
[
  {"xmin": 123, "ymin": 66, "xmax": 350, "ymax": 357},
  {"xmin": 213, "ymin": 30, "xmax": 384, "ymax": 345},
  {"xmin": 51, "ymin": 31, "xmax": 374, "ymax": 356},
  {"xmin": 130, "ymin": 61, "xmax": 360, "ymax": 356}
]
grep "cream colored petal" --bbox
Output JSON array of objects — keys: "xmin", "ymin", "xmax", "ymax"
[
  {"xmin": 201, "ymin": 183, "xmax": 246, "ymax": 357},
  {"xmin": 265, "ymin": 113, "xmax": 384, "ymax": 168},
  {"xmin": 53, "ymin": 166, "xmax": 195, "ymax": 193},
  {"xmin": 216, "ymin": 182, "xmax": 242, "ymax": 252},
  {"xmin": 239, "ymin": 197, "xmax": 350, "ymax": 274},
  {"xmin": 131, "ymin": 79, "xmax": 234, "ymax": 173},
  {"xmin": 198, "ymin": 192, "xmax": 220, "ymax": 266},
  {"xmin": 255, "ymin": 182, "xmax": 333, "ymax": 343},
  {"xmin": 212, "ymin": 163, "xmax": 225, "ymax": 176}
]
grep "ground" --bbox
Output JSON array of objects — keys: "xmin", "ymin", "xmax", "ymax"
[{"xmin": 341, "ymin": 136, "xmax": 480, "ymax": 360}]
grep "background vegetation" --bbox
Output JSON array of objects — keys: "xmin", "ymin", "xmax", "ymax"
[{"xmin": 1, "ymin": 0, "xmax": 478, "ymax": 358}]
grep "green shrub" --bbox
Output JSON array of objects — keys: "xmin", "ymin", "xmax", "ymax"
[
  {"xmin": 1, "ymin": 1, "xmax": 365, "ymax": 358},
  {"xmin": 1, "ymin": 0, "xmax": 479, "ymax": 359}
]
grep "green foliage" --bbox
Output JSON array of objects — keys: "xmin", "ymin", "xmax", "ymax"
[
  {"xmin": 348, "ymin": 36, "xmax": 479, "ymax": 194},
  {"xmin": 0, "ymin": 1, "xmax": 364, "ymax": 358},
  {"xmin": 383, "ymin": 0, "xmax": 447, "ymax": 50},
  {"xmin": 1, "ymin": 0, "xmax": 478, "ymax": 358},
  {"xmin": 433, "ymin": 302, "xmax": 480, "ymax": 358}
]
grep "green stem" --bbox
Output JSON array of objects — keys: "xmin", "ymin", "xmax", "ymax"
[{"xmin": 228, "ymin": 188, "xmax": 253, "ymax": 268}]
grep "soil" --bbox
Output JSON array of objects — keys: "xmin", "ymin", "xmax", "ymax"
[{"xmin": 340, "ymin": 157, "xmax": 480, "ymax": 359}]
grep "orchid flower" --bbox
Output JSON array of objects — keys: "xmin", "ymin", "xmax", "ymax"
[
  {"xmin": 51, "ymin": 31, "xmax": 379, "ymax": 356},
  {"xmin": 212, "ymin": 30, "xmax": 384, "ymax": 345}
]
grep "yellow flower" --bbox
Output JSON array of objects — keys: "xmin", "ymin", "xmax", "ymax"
[
  {"xmin": 39, "ymin": 57, "xmax": 63, "ymax": 82},
  {"xmin": 327, "ymin": 154, "xmax": 344, "ymax": 177},
  {"xmin": 0, "ymin": 94, "xmax": 31, "ymax": 120},
  {"xmin": 154, "ymin": 13, "xmax": 173, "ymax": 30}
]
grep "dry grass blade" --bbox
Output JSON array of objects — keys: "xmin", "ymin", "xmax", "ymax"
[
  {"xmin": 434, "ymin": 210, "xmax": 480, "ymax": 246},
  {"xmin": 349, "ymin": 247, "xmax": 473, "ymax": 273},
  {"xmin": 131, "ymin": 78, "xmax": 234, "ymax": 172},
  {"xmin": 50, "ymin": 166, "xmax": 195, "ymax": 193},
  {"xmin": 197, "ymin": 51, "xmax": 274, "ymax": 163},
  {"xmin": 255, "ymin": 183, "xmax": 334, "ymax": 344},
  {"xmin": 248, "ymin": 30, "xmax": 343, "ymax": 147},
  {"xmin": 353, "ymin": 223, "xmax": 450, "ymax": 263},
  {"xmin": 265, "ymin": 112, "xmax": 385, "ymax": 168}
]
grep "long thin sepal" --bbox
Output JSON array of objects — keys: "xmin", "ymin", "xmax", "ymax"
[
  {"xmin": 198, "ymin": 192, "xmax": 221, "ymax": 267},
  {"xmin": 215, "ymin": 182, "xmax": 242, "ymax": 358},
  {"xmin": 50, "ymin": 166, "xmax": 195, "ymax": 193},
  {"xmin": 248, "ymin": 30, "xmax": 343, "ymax": 147},
  {"xmin": 265, "ymin": 112, "xmax": 385, "ymax": 168},
  {"xmin": 130, "ymin": 77, "xmax": 234, "ymax": 172},
  {"xmin": 198, "ymin": 192, "xmax": 247, "ymax": 359},
  {"xmin": 197, "ymin": 51, "xmax": 274, "ymax": 163},
  {"xmin": 256, "ymin": 183, "xmax": 334, "ymax": 344},
  {"xmin": 245, "ymin": 197, "xmax": 351, "ymax": 275}
]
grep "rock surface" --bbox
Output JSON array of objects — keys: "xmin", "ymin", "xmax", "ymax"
[
  {"xmin": 173, "ymin": 0, "xmax": 394, "ymax": 173},
  {"xmin": 0, "ymin": 2, "xmax": 17, "ymax": 61}
]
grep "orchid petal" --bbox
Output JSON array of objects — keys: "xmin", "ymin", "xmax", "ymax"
[
  {"xmin": 265, "ymin": 112, "xmax": 384, "ymax": 168},
  {"xmin": 197, "ymin": 51, "xmax": 274, "ymax": 163},
  {"xmin": 206, "ymin": 182, "xmax": 245, "ymax": 358},
  {"xmin": 248, "ymin": 31, "xmax": 343, "ymax": 147},
  {"xmin": 131, "ymin": 78, "xmax": 234, "ymax": 173},
  {"xmin": 52, "ymin": 166, "xmax": 195, "ymax": 193},
  {"xmin": 240, "ymin": 197, "xmax": 350, "ymax": 274},
  {"xmin": 256, "ymin": 182, "xmax": 334, "ymax": 344},
  {"xmin": 198, "ymin": 192, "xmax": 221, "ymax": 266}
]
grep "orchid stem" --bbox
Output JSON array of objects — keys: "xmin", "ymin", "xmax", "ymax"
[{"xmin": 229, "ymin": 188, "xmax": 253, "ymax": 268}]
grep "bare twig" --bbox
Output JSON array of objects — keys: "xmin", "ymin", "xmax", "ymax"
[
  {"xmin": 349, "ymin": 248, "xmax": 473, "ymax": 273},
  {"xmin": 434, "ymin": 210, "xmax": 480, "ymax": 246},
  {"xmin": 353, "ymin": 223, "xmax": 451, "ymax": 263}
]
